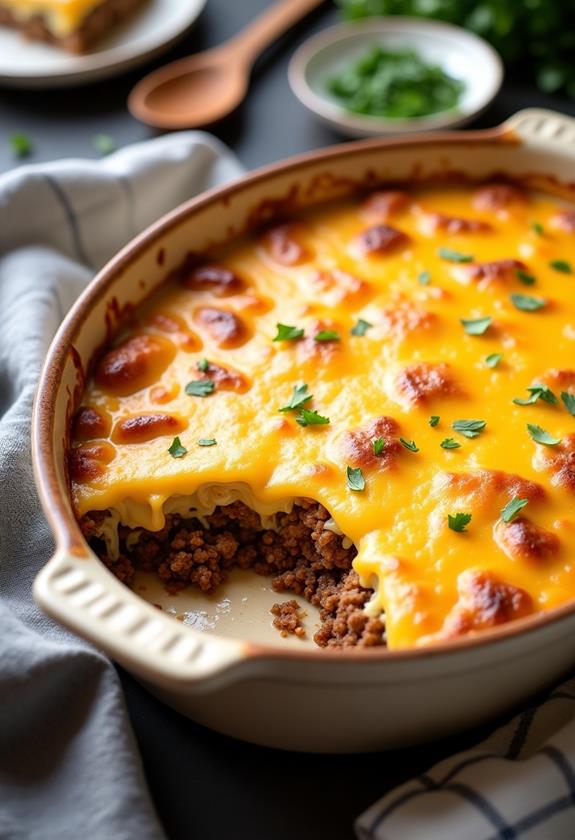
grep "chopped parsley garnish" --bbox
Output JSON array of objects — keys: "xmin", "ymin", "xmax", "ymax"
[
  {"xmin": 400, "ymin": 438, "xmax": 419, "ymax": 452},
  {"xmin": 429, "ymin": 415, "xmax": 440, "ymax": 427},
  {"xmin": 513, "ymin": 384, "xmax": 558, "ymax": 406},
  {"xmin": 561, "ymin": 391, "xmax": 575, "ymax": 417},
  {"xmin": 485, "ymin": 353, "xmax": 503, "ymax": 368},
  {"xmin": 510, "ymin": 293, "xmax": 546, "ymax": 312},
  {"xmin": 461, "ymin": 316, "xmax": 492, "ymax": 335},
  {"xmin": 517, "ymin": 269, "xmax": 536, "ymax": 286},
  {"xmin": 10, "ymin": 132, "xmax": 33, "ymax": 159},
  {"xmin": 373, "ymin": 437, "xmax": 386, "ymax": 456},
  {"xmin": 448, "ymin": 512, "xmax": 472, "ymax": 532},
  {"xmin": 93, "ymin": 134, "xmax": 117, "ymax": 156},
  {"xmin": 438, "ymin": 247, "xmax": 474, "ymax": 263},
  {"xmin": 296, "ymin": 409, "xmax": 330, "ymax": 427},
  {"xmin": 314, "ymin": 329, "xmax": 341, "ymax": 342},
  {"xmin": 531, "ymin": 222, "xmax": 544, "ymax": 236},
  {"xmin": 185, "ymin": 379, "xmax": 215, "ymax": 397},
  {"xmin": 279, "ymin": 383, "xmax": 313, "ymax": 413},
  {"xmin": 440, "ymin": 438, "xmax": 461, "ymax": 449},
  {"xmin": 350, "ymin": 318, "xmax": 373, "ymax": 336},
  {"xmin": 418, "ymin": 270, "xmax": 431, "ymax": 285},
  {"xmin": 501, "ymin": 497, "xmax": 529, "ymax": 523},
  {"xmin": 197, "ymin": 438, "xmax": 217, "ymax": 447},
  {"xmin": 273, "ymin": 323, "xmax": 304, "ymax": 341},
  {"xmin": 168, "ymin": 437, "xmax": 187, "ymax": 458},
  {"xmin": 549, "ymin": 259, "xmax": 572, "ymax": 274},
  {"xmin": 346, "ymin": 466, "xmax": 366, "ymax": 491},
  {"xmin": 527, "ymin": 424, "xmax": 561, "ymax": 446},
  {"xmin": 197, "ymin": 358, "xmax": 209, "ymax": 373},
  {"xmin": 452, "ymin": 419, "xmax": 486, "ymax": 439}
]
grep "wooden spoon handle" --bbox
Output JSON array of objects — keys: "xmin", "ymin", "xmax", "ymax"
[{"xmin": 229, "ymin": 0, "xmax": 325, "ymax": 66}]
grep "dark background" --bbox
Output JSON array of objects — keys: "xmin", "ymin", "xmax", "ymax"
[{"xmin": 6, "ymin": 1, "xmax": 575, "ymax": 837}]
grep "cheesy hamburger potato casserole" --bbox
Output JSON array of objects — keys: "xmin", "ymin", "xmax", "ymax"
[{"xmin": 70, "ymin": 182, "xmax": 575, "ymax": 650}]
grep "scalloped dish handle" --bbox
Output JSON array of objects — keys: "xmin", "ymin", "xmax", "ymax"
[
  {"xmin": 504, "ymin": 108, "xmax": 575, "ymax": 151},
  {"xmin": 33, "ymin": 550, "xmax": 247, "ymax": 686}
]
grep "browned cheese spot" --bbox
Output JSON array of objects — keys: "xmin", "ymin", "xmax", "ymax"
[
  {"xmin": 95, "ymin": 334, "xmax": 176, "ymax": 397},
  {"xmin": 494, "ymin": 518, "xmax": 560, "ymax": 562},
  {"xmin": 393, "ymin": 362, "xmax": 460, "ymax": 407},
  {"xmin": 464, "ymin": 259, "xmax": 528, "ymax": 288},
  {"xmin": 472, "ymin": 183, "xmax": 527, "ymax": 211},
  {"xmin": 378, "ymin": 300, "xmax": 436, "ymax": 340},
  {"xmin": 361, "ymin": 190, "xmax": 410, "ymax": 221},
  {"xmin": 351, "ymin": 224, "xmax": 410, "ymax": 257},
  {"xmin": 183, "ymin": 264, "xmax": 245, "ymax": 296},
  {"xmin": 73, "ymin": 406, "xmax": 111, "ymax": 441},
  {"xmin": 533, "ymin": 433, "xmax": 575, "ymax": 492},
  {"xmin": 196, "ymin": 360, "xmax": 249, "ymax": 392},
  {"xmin": 341, "ymin": 416, "xmax": 402, "ymax": 470},
  {"xmin": 550, "ymin": 211, "xmax": 575, "ymax": 233},
  {"xmin": 536, "ymin": 369, "xmax": 575, "ymax": 393},
  {"xmin": 113, "ymin": 413, "xmax": 185, "ymax": 445},
  {"xmin": 261, "ymin": 223, "xmax": 311, "ymax": 266},
  {"xmin": 194, "ymin": 307, "xmax": 249, "ymax": 349},
  {"xmin": 439, "ymin": 470, "xmax": 545, "ymax": 511},
  {"xmin": 312, "ymin": 269, "xmax": 370, "ymax": 305},
  {"xmin": 423, "ymin": 211, "xmax": 492, "ymax": 234},
  {"xmin": 298, "ymin": 319, "xmax": 341, "ymax": 362},
  {"xmin": 68, "ymin": 441, "xmax": 116, "ymax": 483}
]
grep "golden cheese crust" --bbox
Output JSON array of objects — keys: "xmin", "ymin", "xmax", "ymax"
[{"xmin": 70, "ymin": 183, "xmax": 575, "ymax": 649}]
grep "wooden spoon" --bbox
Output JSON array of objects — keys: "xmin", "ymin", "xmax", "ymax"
[{"xmin": 128, "ymin": 0, "xmax": 325, "ymax": 130}]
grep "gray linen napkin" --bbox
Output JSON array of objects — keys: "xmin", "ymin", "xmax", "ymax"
[{"xmin": 0, "ymin": 132, "xmax": 242, "ymax": 840}]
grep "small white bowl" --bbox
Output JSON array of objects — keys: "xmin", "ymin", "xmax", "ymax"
[{"xmin": 288, "ymin": 17, "xmax": 504, "ymax": 138}]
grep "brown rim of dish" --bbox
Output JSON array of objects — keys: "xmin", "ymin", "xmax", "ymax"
[{"xmin": 34, "ymin": 121, "xmax": 575, "ymax": 663}]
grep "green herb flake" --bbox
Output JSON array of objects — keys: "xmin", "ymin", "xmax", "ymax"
[
  {"xmin": 549, "ymin": 259, "xmax": 573, "ymax": 274},
  {"xmin": 452, "ymin": 419, "xmax": 487, "ymax": 439},
  {"xmin": 418, "ymin": 270, "xmax": 431, "ymax": 285},
  {"xmin": 314, "ymin": 329, "xmax": 341, "ymax": 342},
  {"xmin": 346, "ymin": 466, "xmax": 366, "ymax": 491},
  {"xmin": 429, "ymin": 415, "xmax": 440, "ymax": 427},
  {"xmin": 296, "ymin": 409, "xmax": 330, "ymax": 427},
  {"xmin": 10, "ymin": 132, "xmax": 33, "ymax": 159},
  {"xmin": 513, "ymin": 384, "xmax": 558, "ymax": 406},
  {"xmin": 531, "ymin": 222, "xmax": 545, "ymax": 236},
  {"xmin": 461, "ymin": 316, "xmax": 492, "ymax": 336},
  {"xmin": 517, "ymin": 269, "xmax": 536, "ymax": 286},
  {"xmin": 197, "ymin": 358, "xmax": 209, "ymax": 373},
  {"xmin": 185, "ymin": 379, "xmax": 215, "ymax": 397},
  {"xmin": 168, "ymin": 437, "xmax": 187, "ymax": 458},
  {"xmin": 561, "ymin": 391, "xmax": 575, "ymax": 417},
  {"xmin": 350, "ymin": 318, "xmax": 373, "ymax": 336},
  {"xmin": 501, "ymin": 497, "xmax": 529, "ymax": 523},
  {"xmin": 373, "ymin": 437, "xmax": 385, "ymax": 456},
  {"xmin": 527, "ymin": 424, "xmax": 562, "ymax": 446},
  {"xmin": 485, "ymin": 353, "xmax": 503, "ymax": 368},
  {"xmin": 448, "ymin": 512, "xmax": 472, "ymax": 533},
  {"xmin": 197, "ymin": 438, "xmax": 217, "ymax": 447},
  {"xmin": 510, "ymin": 293, "xmax": 546, "ymax": 312},
  {"xmin": 438, "ymin": 247, "xmax": 474, "ymax": 263},
  {"xmin": 400, "ymin": 437, "xmax": 419, "ymax": 453},
  {"xmin": 279, "ymin": 383, "xmax": 313, "ymax": 413},
  {"xmin": 93, "ymin": 134, "xmax": 117, "ymax": 156},
  {"xmin": 273, "ymin": 323, "xmax": 304, "ymax": 342},
  {"xmin": 440, "ymin": 438, "xmax": 461, "ymax": 449}
]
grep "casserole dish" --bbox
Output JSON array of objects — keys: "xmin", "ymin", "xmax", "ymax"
[{"xmin": 33, "ymin": 108, "xmax": 575, "ymax": 752}]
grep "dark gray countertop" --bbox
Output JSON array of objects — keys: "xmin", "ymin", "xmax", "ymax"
[{"xmin": 7, "ymin": 2, "xmax": 575, "ymax": 837}]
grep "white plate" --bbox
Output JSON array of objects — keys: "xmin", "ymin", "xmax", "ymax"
[
  {"xmin": 288, "ymin": 18, "xmax": 504, "ymax": 138},
  {"xmin": 0, "ymin": 0, "xmax": 206, "ymax": 88}
]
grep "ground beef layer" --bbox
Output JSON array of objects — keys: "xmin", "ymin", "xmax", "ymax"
[{"xmin": 80, "ymin": 500, "xmax": 385, "ymax": 648}]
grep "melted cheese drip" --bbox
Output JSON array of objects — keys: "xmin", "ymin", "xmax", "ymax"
[
  {"xmin": 2, "ymin": 0, "xmax": 106, "ymax": 36},
  {"xmin": 72, "ymin": 185, "xmax": 575, "ymax": 649}
]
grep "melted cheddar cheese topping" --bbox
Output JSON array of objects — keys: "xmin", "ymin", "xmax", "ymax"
[
  {"xmin": 70, "ymin": 184, "xmax": 575, "ymax": 649},
  {"xmin": 3, "ymin": 0, "xmax": 106, "ymax": 36}
]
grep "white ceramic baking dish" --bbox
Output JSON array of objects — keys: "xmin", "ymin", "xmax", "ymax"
[{"xmin": 33, "ymin": 108, "xmax": 575, "ymax": 752}]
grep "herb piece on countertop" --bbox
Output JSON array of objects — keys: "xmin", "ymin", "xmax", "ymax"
[
  {"xmin": 185, "ymin": 379, "xmax": 215, "ymax": 397},
  {"xmin": 197, "ymin": 358, "xmax": 209, "ymax": 373},
  {"xmin": 461, "ymin": 316, "xmax": 492, "ymax": 335},
  {"xmin": 326, "ymin": 46, "xmax": 465, "ymax": 120},
  {"xmin": 10, "ymin": 133, "xmax": 33, "ymax": 159},
  {"xmin": 429, "ymin": 415, "xmax": 440, "ymax": 427},
  {"xmin": 168, "ymin": 437, "xmax": 187, "ymax": 458},
  {"xmin": 350, "ymin": 318, "xmax": 373, "ymax": 336},
  {"xmin": 510, "ymin": 293, "xmax": 546, "ymax": 312},
  {"xmin": 279, "ymin": 383, "xmax": 313, "ymax": 413},
  {"xmin": 527, "ymin": 424, "xmax": 561, "ymax": 446},
  {"xmin": 347, "ymin": 466, "xmax": 366, "ymax": 491},
  {"xmin": 517, "ymin": 269, "xmax": 536, "ymax": 286},
  {"xmin": 373, "ymin": 437, "xmax": 385, "ymax": 456},
  {"xmin": 273, "ymin": 323, "xmax": 305, "ymax": 342},
  {"xmin": 438, "ymin": 247, "xmax": 474, "ymax": 263},
  {"xmin": 197, "ymin": 438, "xmax": 217, "ymax": 447},
  {"xmin": 501, "ymin": 497, "xmax": 529, "ymax": 523},
  {"xmin": 314, "ymin": 329, "xmax": 341, "ymax": 342},
  {"xmin": 296, "ymin": 409, "xmax": 330, "ymax": 427},
  {"xmin": 452, "ymin": 419, "xmax": 486, "ymax": 439},
  {"xmin": 93, "ymin": 134, "xmax": 117, "ymax": 156},
  {"xmin": 448, "ymin": 512, "xmax": 472, "ymax": 533},
  {"xmin": 549, "ymin": 259, "xmax": 573, "ymax": 274},
  {"xmin": 513, "ymin": 384, "xmax": 558, "ymax": 406},
  {"xmin": 418, "ymin": 271, "xmax": 431, "ymax": 285},
  {"xmin": 561, "ymin": 391, "xmax": 575, "ymax": 417},
  {"xmin": 485, "ymin": 353, "xmax": 503, "ymax": 368},
  {"xmin": 400, "ymin": 437, "xmax": 419, "ymax": 452},
  {"xmin": 440, "ymin": 438, "xmax": 461, "ymax": 449}
]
